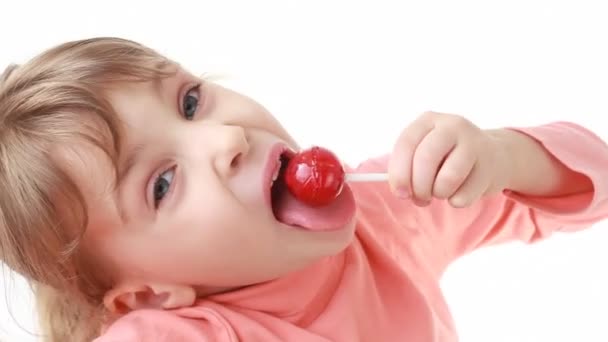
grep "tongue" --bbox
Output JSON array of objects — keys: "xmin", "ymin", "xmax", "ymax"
[{"xmin": 274, "ymin": 184, "xmax": 356, "ymax": 231}]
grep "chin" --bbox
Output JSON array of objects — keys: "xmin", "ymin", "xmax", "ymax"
[
  {"xmin": 329, "ymin": 219, "xmax": 358, "ymax": 251},
  {"xmin": 304, "ymin": 217, "xmax": 358, "ymax": 260}
]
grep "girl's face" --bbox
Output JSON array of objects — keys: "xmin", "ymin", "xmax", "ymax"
[{"xmin": 68, "ymin": 68, "xmax": 357, "ymax": 308}]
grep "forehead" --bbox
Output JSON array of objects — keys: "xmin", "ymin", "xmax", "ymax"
[{"xmin": 106, "ymin": 70, "xmax": 187, "ymax": 171}]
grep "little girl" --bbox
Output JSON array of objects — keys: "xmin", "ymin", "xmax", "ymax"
[{"xmin": 1, "ymin": 37, "xmax": 607, "ymax": 342}]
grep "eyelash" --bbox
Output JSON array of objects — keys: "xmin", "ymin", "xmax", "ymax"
[
  {"xmin": 182, "ymin": 83, "xmax": 202, "ymax": 120},
  {"xmin": 151, "ymin": 165, "xmax": 176, "ymax": 209}
]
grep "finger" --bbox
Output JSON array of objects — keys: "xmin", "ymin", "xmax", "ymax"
[
  {"xmin": 448, "ymin": 162, "xmax": 489, "ymax": 208},
  {"xmin": 432, "ymin": 143, "xmax": 476, "ymax": 199},
  {"xmin": 411, "ymin": 128, "xmax": 458, "ymax": 203},
  {"xmin": 388, "ymin": 115, "xmax": 435, "ymax": 197}
]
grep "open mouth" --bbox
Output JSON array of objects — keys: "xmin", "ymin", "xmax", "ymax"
[
  {"xmin": 267, "ymin": 149, "xmax": 356, "ymax": 232},
  {"xmin": 270, "ymin": 152, "xmax": 292, "ymax": 219}
]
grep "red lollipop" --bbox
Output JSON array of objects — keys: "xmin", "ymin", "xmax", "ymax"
[{"xmin": 284, "ymin": 146, "xmax": 345, "ymax": 207}]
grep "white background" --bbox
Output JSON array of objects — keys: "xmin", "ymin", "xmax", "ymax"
[{"xmin": 1, "ymin": 0, "xmax": 608, "ymax": 341}]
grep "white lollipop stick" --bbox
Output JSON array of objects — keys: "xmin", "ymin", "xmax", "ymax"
[{"xmin": 345, "ymin": 172, "xmax": 388, "ymax": 182}]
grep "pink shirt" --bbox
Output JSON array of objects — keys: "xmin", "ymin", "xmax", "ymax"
[{"xmin": 95, "ymin": 122, "xmax": 608, "ymax": 341}]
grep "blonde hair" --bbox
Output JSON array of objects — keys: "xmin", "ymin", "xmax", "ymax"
[{"xmin": 0, "ymin": 37, "xmax": 177, "ymax": 341}]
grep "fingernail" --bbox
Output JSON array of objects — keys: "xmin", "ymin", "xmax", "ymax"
[{"xmin": 395, "ymin": 187, "xmax": 410, "ymax": 199}]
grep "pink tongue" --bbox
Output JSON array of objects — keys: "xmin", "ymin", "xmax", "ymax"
[{"xmin": 274, "ymin": 184, "xmax": 356, "ymax": 231}]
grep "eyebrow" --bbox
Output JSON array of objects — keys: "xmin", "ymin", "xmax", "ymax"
[
  {"xmin": 111, "ymin": 73, "xmax": 181, "ymax": 222},
  {"xmin": 115, "ymin": 143, "xmax": 145, "ymax": 223},
  {"xmin": 115, "ymin": 77, "xmax": 169, "ymax": 188},
  {"xmin": 118, "ymin": 143, "xmax": 145, "ymax": 184}
]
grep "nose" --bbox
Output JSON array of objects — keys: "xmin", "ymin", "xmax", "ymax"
[{"xmin": 211, "ymin": 124, "xmax": 250, "ymax": 177}]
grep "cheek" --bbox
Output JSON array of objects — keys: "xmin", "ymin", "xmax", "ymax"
[
  {"xmin": 248, "ymin": 112, "xmax": 299, "ymax": 149},
  {"xmin": 107, "ymin": 208, "xmax": 273, "ymax": 283},
  {"xmin": 230, "ymin": 98, "xmax": 296, "ymax": 144}
]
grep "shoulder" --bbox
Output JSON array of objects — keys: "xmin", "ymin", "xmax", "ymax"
[{"xmin": 93, "ymin": 306, "xmax": 237, "ymax": 342}]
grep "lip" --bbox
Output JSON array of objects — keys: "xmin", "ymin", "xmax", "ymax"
[{"xmin": 262, "ymin": 142, "xmax": 295, "ymax": 213}]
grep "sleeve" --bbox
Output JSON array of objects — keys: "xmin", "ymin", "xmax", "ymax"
[
  {"xmin": 93, "ymin": 308, "xmax": 236, "ymax": 342},
  {"xmin": 352, "ymin": 121, "xmax": 608, "ymax": 276}
]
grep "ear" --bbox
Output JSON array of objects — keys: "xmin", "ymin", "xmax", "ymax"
[{"xmin": 103, "ymin": 282, "xmax": 196, "ymax": 314}]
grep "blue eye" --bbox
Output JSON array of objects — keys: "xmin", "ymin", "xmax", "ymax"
[
  {"xmin": 153, "ymin": 167, "xmax": 175, "ymax": 208},
  {"xmin": 182, "ymin": 85, "xmax": 200, "ymax": 120}
]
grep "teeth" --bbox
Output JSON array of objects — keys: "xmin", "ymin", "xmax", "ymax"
[
  {"xmin": 272, "ymin": 167, "xmax": 280, "ymax": 182},
  {"xmin": 270, "ymin": 156, "xmax": 281, "ymax": 186}
]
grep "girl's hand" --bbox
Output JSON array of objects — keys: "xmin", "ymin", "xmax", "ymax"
[{"xmin": 388, "ymin": 111, "xmax": 510, "ymax": 207}]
